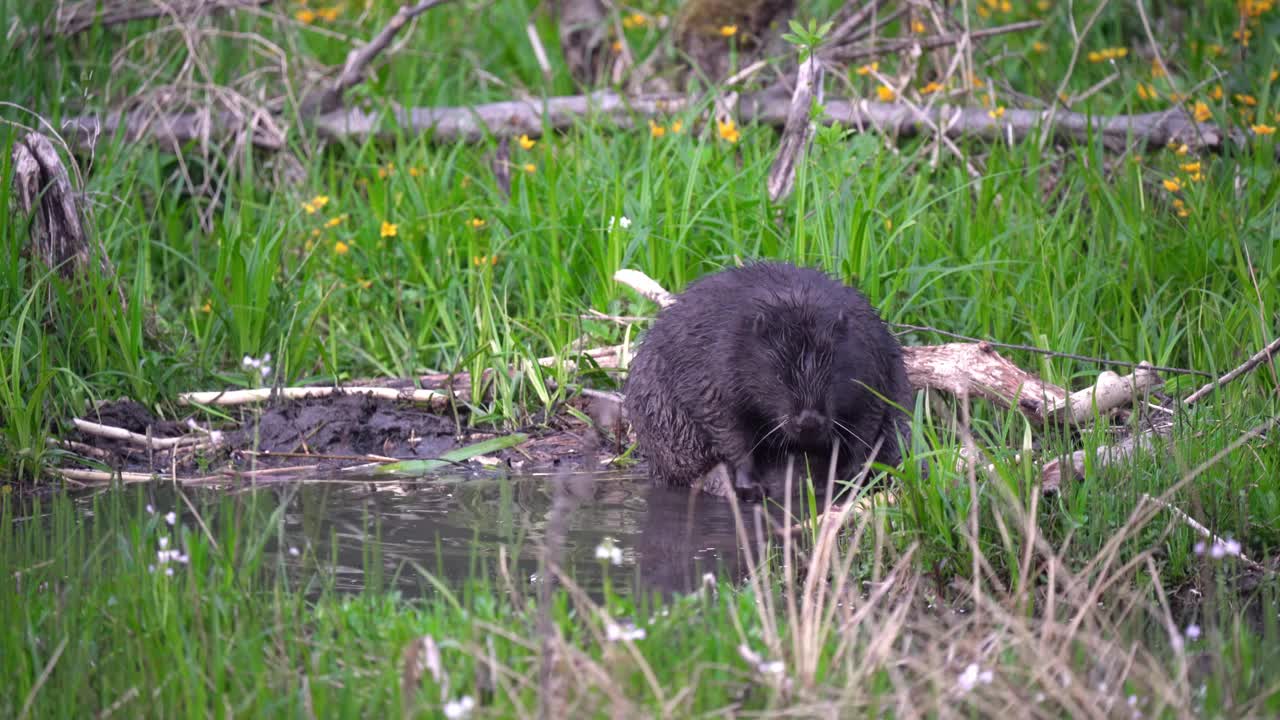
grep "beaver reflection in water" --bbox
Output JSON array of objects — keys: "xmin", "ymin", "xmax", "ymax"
[{"xmin": 623, "ymin": 261, "xmax": 913, "ymax": 500}]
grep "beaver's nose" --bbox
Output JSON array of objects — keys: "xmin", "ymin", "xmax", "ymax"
[{"xmin": 795, "ymin": 409, "xmax": 827, "ymax": 434}]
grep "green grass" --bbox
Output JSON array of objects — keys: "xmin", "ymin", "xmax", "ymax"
[{"xmin": 2, "ymin": 0, "xmax": 1280, "ymax": 715}]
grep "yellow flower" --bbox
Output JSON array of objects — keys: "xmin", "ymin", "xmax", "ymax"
[
  {"xmin": 920, "ymin": 81, "xmax": 944, "ymax": 95},
  {"xmin": 468, "ymin": 217, "xmax": 486, "ymax": 229},
  {"xmin": 1180, "ymin": 161, "xmax": 1201, "ymax": 174},
  {"xmin": 1150, "ymin": 60, "xmax": 1167, "ymax": 78},
  {"xmin": 200, "ymin": 301, "xmax": 212, "ymax": 313},
  {"xmin": 883, "ymin": 218, "xmax": 893, "ymax": 231},
  {"xmin": 408, "ymin": 166, "xmax": 424, "ymax": 177},
  {"xmin": 522, "ymin": 163, "xmax": 536, "ymax": 173},
  {"xmin": 970, "ymin": 74, "xmax": 985, "ymax": 88},
  {"xmin": 999, "ymin": 0, "xmax": 1011, "ymax": 11},
  {"xmin": 377, "ymin": 163, "xmax": 395, "ymax": 179},
  {"xmin": 649, "ymin": 120, "xmax": 666, "ymax": 138},
  {"xmin": 303, "ymin": 195, "xmax": 329, "ymax": 214},
  {"xmin": 1031, "ymin": 41, "xmax": 1047, "ymax": 53},
  {"xmin": 1206, "ymin": 43, "xmax": 1223, "ymax": 56},
  {"xmin": 1233, "ymin": 28, "xmax": 1251, "ymax": 46},
  {"xmin": 1253, "ymin": 124, "xmax": 1277, "ymax": 135},
  {"xmin": 1235, "ymin": 93, "xmax": 1257, "ymax": 106},
  {"xmin": 611, "ymin": 40, "xmax": 622, "ymax": 53},
  {"xmin": 717, "ymin": 118, "xmax": 740, "ymax": 143},
  {"xmin": 622, "ymin": 13, "xmax": 647, "ymax": 29},
  {"xmin": 1188, "ymin": 171, "xmax": 1203, "ymax": 182},
  {"xmin": 380, "ymin": 221, "xmax": 398, "ymax": 238},
  {"xmin": 295, "ymin": 9, "xmax": 316, "ymax": 23},
  {"xmin": 1168, "ymin": 140, "xmax": 1189, "ymax": 156},
  {"xmin": 1168, "ymin": 92, "xmax": 1186, "ymax": 103},
  {"xmin": 1192, "ymin": 101, "xmax": 1211, "ymax": 122},
  {"xmin": 1172, "ymin": 198, "xmax": 1189, "ymax": 218},
  {"xmin": 1271, "ymin": 69, "xmax": 1279, "ymax": 82},
  {"xmin": 316, "ymin": 6, "xmax": 339, "ymax": 22},
  {"xmin": 671, "ymin": 120, "xmax": 684, "ymax": 134},
  {"xmin": 1210, "ymin": 85, "xmax": 1223, "ymax": 100},
  {"xmin": 357, "ymin": 278, "xmax": 373, "ymax": 289},
  {"xmin": 876, "ymin": 85, "xmax": 896, "ymax": 102},
  {"xmin": 334, "ymin": 240, "xmax": 350, "ymax": 255},
  {"xmin": 1088, "ymin": 47, "xmax": 1128, "ymax": 63},
  {"xmin": 325, "ymin": 214, "xmax": 347, "ymax": 228},
  {"xmin": 1162, "ymin": 178, "xmax": 1182, "ymax": 192},
  {"xmin": 1036, "ymin": 0, "xmax": 1051, "ymax": 10},
  {"xmin": 518, "ymin": 134, "xmax": 536, "ymax": 150},
  {"xmin": 718, "ymin": 25, "xmax": 738, "ymax": 37},
  {"xmin": 912, "ymin": 19, "xmax": 926, "ymax": 34},
  {"xmin": 1136, "ymin": 83, "xmax": 1156, "ymax": 101},
  {"xmin": 977, "ymin": 5, "xmax": 990, "ymax": 17},
  {"xmin": 856, "ymin": 62, "xmax": 878, "ymax": 76},
  {"xmin": 988, "ymin": 106, "xmax": 1006, "ymax": 119}
]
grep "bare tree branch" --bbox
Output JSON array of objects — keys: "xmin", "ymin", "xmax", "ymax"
[
  {"xmin": 43, "ymin": 0, "xmax": 271, "ymax": 39},
  {"xmin": 297, "ymin": 0, "xmax": 456, "ymax": 116},
  {"xmin": 767, "ymin": 54, "xmax": 821, "ymax": 202}
]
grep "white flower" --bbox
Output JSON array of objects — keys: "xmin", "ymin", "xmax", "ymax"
[
  {"xmin": 1223, "ymin": 539, "xmax": 1241, "ymax": 556},
  {"xmin": 158, "ymin": 536, "xmax": 169, "ymax": 549},
  {"xmin": 145, "ymin": 504, "xmax": 155, "ymax": 515},
  {"xmin": 288, "ymin": 546, "xmax": 300, "ymax": 557},
  {"xmin": 164, "ymin": 567, "xmax": 174, "ymax": 576},
  {"xmin": 242, "ymin": 355, "xmax": 255, "ymax": 367},
  {"xmin": 957, "ymin": 663, "xmax": 993, "ymax": 693},
  {"xmin": 607, "ymin": 215, "xmax": 631, "ymax": 231},
  {"xmin": 758, "ymin": 660, "xmax": 785, "ymax": 675},
  {"xmin": 261, "ymin": 366, "xmax": 272, "ymax": 377},
  {"xmin": 1185, "ymin": 624, "xmax": 1201, "ymax": 639},
  {"xmin": 164, "ymin": 511, "xmax": 177, "ymax": 526},
  {"xmin": 594, "ymin": 538, "xmax": 622, "ymax": 565},
  {"xmin": 1210, "ymin": 543, "xmax": 1225, "ymax": 559},
  {"xmin": 605, "ymin": 622, "xmax": 646, "ymax": 642},
  {"xmin": 1193, "ymin": 541, "xmax": 1206, "ymax": 555},
  {"xmin": 442, "ymin": 696, "xmax": 474, "ymax": 719},
  {"xmin": 262, "ymin": 352, "xmax": 272, "ymax": 364}
]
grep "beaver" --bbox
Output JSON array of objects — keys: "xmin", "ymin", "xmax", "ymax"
[{"xmin": 623, "ymin": 261, "xmax": 913, "ymax": 499}]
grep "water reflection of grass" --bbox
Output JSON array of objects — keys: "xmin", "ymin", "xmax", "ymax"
[{"xmin": 5, "ymin": 453, "xmax": 1279, "ymax": 717}]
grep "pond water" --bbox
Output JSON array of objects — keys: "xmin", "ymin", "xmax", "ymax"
[{"xmin": 63, "ymin": 472, "xmax": 774, "ymax": 599}]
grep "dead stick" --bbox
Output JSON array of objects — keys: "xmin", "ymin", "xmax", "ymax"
[
  {"xmin": 178, "ymin": 385, "xmax": 450, "ymax": 407},
  {"xmin": 1140, "ymin": 493, "xmax": 1265, "ymax": 571},
  {"xmin": 72, "ymin": 418, "xmax": 209, "ymax": 450},
  {"xmin": 41, "ymin": 0, "xmax": 271, "ymax": 39},
  {"xmin": 53, "ymin": 468, "xmax": 218, "ymax": 485},
  {"xmin": 824, "ymin": 20, "xmax": 1044, "ymax": 63},
  {"xmin": 299, "ymin": 0, "xmax": 456, "ymax": 116},
  {"xmin": 1184, "ymin": 336, "xmax": 1280, "ymax": 405},
  {"xmin": 64, "ymin": 90, "xmax": 1250, "ymax": 157}
]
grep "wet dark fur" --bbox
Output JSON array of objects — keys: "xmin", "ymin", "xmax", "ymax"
[{"xmin": 624, "ymin": 261, "xmax": 913, "ymax": 498}]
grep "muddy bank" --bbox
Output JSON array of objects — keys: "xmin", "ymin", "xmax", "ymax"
[{"xmin": 67, "ymin": 392, "xmax": 613, "ymax": 479}]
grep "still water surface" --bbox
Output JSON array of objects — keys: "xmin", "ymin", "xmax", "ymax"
[{"xmin": 71, "ymin": 472, "xmax": 763, "ymax": 599}]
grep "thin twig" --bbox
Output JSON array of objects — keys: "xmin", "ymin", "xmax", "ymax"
[
  {"xmin": 1184, "ymin": 336, "xmax": 1280, "ymax": 405},
  {"xmin": 1140, "ymin": 493, "xmax": 1265, "ymax": 571}
]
